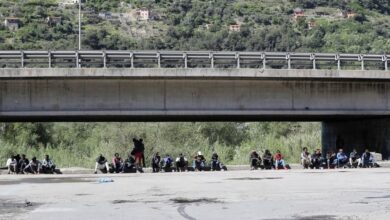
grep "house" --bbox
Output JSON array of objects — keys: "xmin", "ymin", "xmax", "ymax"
[
  {"xmin": 4, "ymin": 18, "xmax": 20, "ymax": 31},
  {"xmin": 308, "ymin": 20, "xmax": 316, "ymax": 30},
  {"xmin": 98, "ymin": 12, "xmax": 112, "ymax": 19},
  {"xmin": 59, "ymin": 0, "xmax": 79, "ymax": 6},
  {"xmin": 229, "ymin": 24, "xmax": 241, "ymax": 32},
  {"xmin": 293, "ymin": 8, "xmax": 305, "ymax": 20},
  {"xmin": 340, "ymin": 10, "xmax": 357, "ymax": 19},
  {"xmin": 347, "ymin": 11, "xmax": 357, "ymax": 18},
  {"xmin": 137, "ymin": 8, "xmax": 149, "ymax": 21},
  {"xmin": 46, "ymin": 16, "xmax": 62, "ymax": 25}
]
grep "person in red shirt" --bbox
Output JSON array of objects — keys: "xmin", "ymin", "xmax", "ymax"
[
  {"xmin": 112, "ymin": 153, "xmax": 124, "ymax": 173},
  {"xmin": 274, "ymin": 150, "xmax": 287, "ymax": 170}
]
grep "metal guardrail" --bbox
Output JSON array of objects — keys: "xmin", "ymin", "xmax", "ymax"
[{"xmin": 0, "ymin": 51, "xmax": 388, "ymax": 70}]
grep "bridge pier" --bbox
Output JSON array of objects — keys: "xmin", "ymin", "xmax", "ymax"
[{"xmin": 322, "ymin": 119, "xmax": 390, "ymax": 160}]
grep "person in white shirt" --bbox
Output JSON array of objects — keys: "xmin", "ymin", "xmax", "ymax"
[
  {"xmin": 42, "ymin": 155, "xmax": 56, "ymax": 173},
  {"xmin": 6, "ymin": 155, "xmax": 17, "ymax": 174}
]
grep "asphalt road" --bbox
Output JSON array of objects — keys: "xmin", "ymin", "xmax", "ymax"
[{"xmin": 0, "ymin": 169, "xmax": 389, "ymax": 220}]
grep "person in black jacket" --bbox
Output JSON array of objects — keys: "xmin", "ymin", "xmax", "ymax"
[
  {"xmin": 130, "ymin": 138, "xmax": 145, "ymax": 173},
  {"xmin": 18, "ymin": 154, "xmax": 29, "ymax": 174},
  {"xmin": 250, "ymin": 150, "xmax": 261, "ymax": 170},
  {"xmin": 151, "ymin": 152, "xmax": 161, "ymax": 173},
  {"xmin": 262, "ymin": 150, "xmax": 273, "ymax": 169}
]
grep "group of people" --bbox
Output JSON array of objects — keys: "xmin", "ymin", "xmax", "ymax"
[
  {"xmin": 249, "ymin": 149, "xmax": 290, "ymax": 170},
  {"xmin": 94, "ymin": 137, "xmax": 227, "ymax": 174},
  {"xmin": 150, "ymin": 151, "xmax": 226, "ymax": 172},
  {"xmin": 6, "ymin": 154, "xmax": 57, "ymax": 174},
  {"xmin": 300, "ymin": 148, "xmax": 378, "ymax": 169}
]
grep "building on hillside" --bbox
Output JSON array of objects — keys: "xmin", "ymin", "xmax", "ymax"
[
  {"xmin": 308, "ymin": 20, "xmax": 316, "ymax": 30},
  {"xmin": 59, "ymin": 0, "xmax": 79, "ymax": 6},
  {"xmin": 340, "ymin": 10, "xmax": 357, "ymax": 19},
  {"xmin": 98, "ymin": 12, "xmax": 112, "ymax": 19},
  {"xmin": 46, "ymin": 16, "xmax": 62, "ymax": 25},
  {"xmin": 4, "ymin": 18, "xmax": 20, "ymax": 31},
  {"xmin": 347, "ymin": 11, "xmax": 357, "ymax": 18},
  {"xmin": 136, "ymin": 8, "xmax": 149, "ymax": 21},
  {"xmin": 293, "ymin": 8, "xmax": 305, "ymax": 20},
  {"xmin": 229, "ymin": 24, "xmax": 241, "ymax": 32}
]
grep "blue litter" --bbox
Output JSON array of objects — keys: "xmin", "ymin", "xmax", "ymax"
[{"xmin": 98, "ymin": 177, "xmax": 114, "ymax": 183}]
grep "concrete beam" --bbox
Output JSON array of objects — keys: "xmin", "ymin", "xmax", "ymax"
[{"xmin": 1, "ymin": 68, "xmax": 390, "ymax": 80}]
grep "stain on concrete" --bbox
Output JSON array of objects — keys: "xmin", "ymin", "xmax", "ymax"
[
  {"xmin": 171, "ymin": 198, "xmax": 221, "ymax": 204},
  {"xmin": 75, "ymin": 193, "xmax": 91, "ymax": 196},
  {"xmin": 178, "ymin": 205, "xmax": 196, "ymax": 220},
  {"xmin": 265, "ymin": 215, "xmax": 338, "ymax": 220},
  {"xmin": 112, "ymin": 200, "xmax": 137, "ymax": 204},
  {"xmin": 0, "ymin": 177, "xmax": 94, "ymax": 185},
  {"xmin": 0, "ymin": 200, "xmax": 42, "ymax": 219},
  {"xmin": 226, "ymin": 177, "xmax": 282, "ymax": 181},
  {"xmin": 366, "ymin": 194, "xmax": 390, "ymax": 199}
]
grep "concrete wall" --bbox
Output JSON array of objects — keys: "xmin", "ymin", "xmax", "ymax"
[{"xmin": 1, "ymin": 78, "xmax": 390, "ymax": 121}]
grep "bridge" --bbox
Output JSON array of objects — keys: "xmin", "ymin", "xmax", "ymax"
[{"xmin": 1, "ymin": 50, "xmax": 390, "ymax": 159}]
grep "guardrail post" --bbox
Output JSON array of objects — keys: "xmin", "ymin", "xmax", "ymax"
[
  {"xmin": 359, "ymin": 55, "xmax": 364, "ymax": 71},
  {"xmin": 183, "ymin": 52, "xmax": 187, "ymax": 69},
  {"xmin": 382, "ymin": 55, "xmax": 387, "ymax": 71},
  {"xmin": 20, "ymin": 51, "xmax": 24, "ymax": 68},
  {"xmin": 310, "ymin": 54, "xmax": 316, "ymax": 70},
  {"xmin": 336, "ymin": 54, "xmax": 340, "ymax": 70},
  {"xmin": 103, "ymin": 50, "xmax": 107, "ymax": 68},
  {"xmin": 236, "ymin": 53, "xmax": 240, "ymax": 69},
  {"xmin": 75, "ymin": 51, "xmax": 80, "ymax": 68},
  {"xmin": 262, "ymin": 53, "xmax": 266, "ymax": 69},
  {"xmin": 157, "ymin": 52, "xmax": 161, "ymax": 68},
  {"xmin": 130, "ymin": 52, "xmax": 134, "ymax": 68},
  {"xmin": 286, "ymin": 53, "xmax": 291, "ymax": 70},
  {"xmin": 48, "ymin": 51, "xmax": 52, "ymax": 68},
  {"xmin": 210, "ymin": 52, "xmax": 214, "ymax": 68}
]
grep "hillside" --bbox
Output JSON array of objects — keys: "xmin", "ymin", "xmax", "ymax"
[{"xmin": 0, "ymin": 0, "xmax": 389, "ymax": 53}]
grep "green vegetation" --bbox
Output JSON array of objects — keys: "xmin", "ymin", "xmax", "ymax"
[
  {"xmin": 1, "ymin": 0, "xmax": 389, "ymax": 167},
  {"xmin": 0, "ymin": 0, "xmax": 389, "ymax": 53},
  {"xmin": 0, "ymin": 122, "xmax": 320, "ymax": 168}
]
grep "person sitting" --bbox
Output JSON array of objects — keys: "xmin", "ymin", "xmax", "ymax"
[
  {"xmin": 193, "ymin": 151, "xmax": 206, "ymax": 171},
  {"xmin": 311, "ymin": 149, "xmax": 324, "ymax": 169},
  {"xmin": 123, "ymin": 155, "xmax": 136, "ymax": 173},
  {"xmin": 210, "ymin": 152, "xmax": 222, "ymax": 171},
  {"xmin": 361, "ymin": 149, "xmax": 374, "ymax": 168},
  {"xmin": 249, "ymin": 150, "xmax": 261, "ymax": 170},
  {"xmin": 6, "ymin": 155, "xmax": 17, "ymax": 174},
  {"xmin": 162, "ymin": 154, "xmax": 173, "ymax": 172},
  {"xmin": 175, "ymin": 153, "xmax": 188, "ymax": 172},
  {"xmin": 18, "ymin": 154, "xmax": 29, "ymax": 174},
  {"xmin": 300, "ymin": 147, "xmax": 311, "ymax": 169},
  {"xmin": 274, "ymin": 150, "xmax": 287, "ymax": 170},
  {"xmin": 41, "ymin": 155, "xmax": 56, "ymax": 174},
  {"xmin": 336, "ymin": 148, "xmax": 349, "ymax": 168},
  {"xmin": 94, "ymin": 154, "xmax": 110, "ymax": 174},
  {"xmin": 151, "ymin": 152, "xmax": 161, "ymax": 173},
  {"xmin": 112, "ymin": 153, "xmax": 124, "ymax": 173},
  {"xmin": 24, "ymin": 157, "xmax": 41, "ymax": 174},
  {"xmin": 326, "ymin": 150, "xmax": 337, "ymax": 169},
  {"xmin": 262, "ymin": 150, "xmax": 273, "ymax": 169},
  {"xmin": 349, "ymin": 149, "xmax": 361, "ymax": 168}
]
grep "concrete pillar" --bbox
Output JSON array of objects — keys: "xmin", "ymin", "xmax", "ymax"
[{"xmin": 322, "ymin": 119, "xmax": 390, "ymax": 160}]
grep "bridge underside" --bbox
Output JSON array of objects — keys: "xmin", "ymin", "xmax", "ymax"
[{"xmin": 1, "ymin": 77, "xmax": 390, "ymax": 121}]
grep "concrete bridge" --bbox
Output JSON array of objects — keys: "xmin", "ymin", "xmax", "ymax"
[{"xmin": 1, "ymin": 50, "xmax": 390, "ymax": 159}]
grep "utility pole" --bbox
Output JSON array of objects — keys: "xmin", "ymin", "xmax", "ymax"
[{"xmin": 78, "ymin": 0, "xmax": 81, "ymax": 50}]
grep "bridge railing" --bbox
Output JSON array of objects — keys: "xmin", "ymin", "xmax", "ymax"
[{"xmin": 0, "ymin": 50, "xmax": 388, "ymax": 71}]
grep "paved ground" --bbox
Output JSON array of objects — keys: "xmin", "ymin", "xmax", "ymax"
[{"xmin": 0, "ymin": 169, "xmax": 389, "ymax": 220}]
